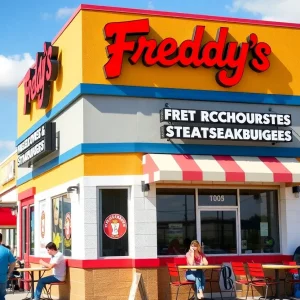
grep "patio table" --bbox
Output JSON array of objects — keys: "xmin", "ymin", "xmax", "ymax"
[
  {"xmin": 178, "ymin": 265, "xmax": 223, "ymax": 300},
  {"xmin": 16, "ymin": 267, "xmax": 50, "ymax": 299},
  {"xmin": 262, "ymin": 264, "xmax": 300, "ymax": 299}
]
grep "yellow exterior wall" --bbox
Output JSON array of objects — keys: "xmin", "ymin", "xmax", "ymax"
[
  {"xmin": 17, "ymin": 11, "xmax": 83, "ymax": 137},
  {"xmin": 81, "ymin": 9, "xmax": 300, "ymax": 95},
  {"xmin": 18, "ymin": 156, "xmax": 84, "ymax": 194},
  {"xmin": 18, "ymin": 153, "xmax": 143, "ymax": 193},
  {"xmin": 84, "ymin": 153, "xmax": 143, "ymax": 176},
  {"xmin": 17, "ymin": 7, "xmax": 300, "ymax": 139},
  {"xmin": 0, "ymin": 152, "xmax": 17, "ymax": 193}
]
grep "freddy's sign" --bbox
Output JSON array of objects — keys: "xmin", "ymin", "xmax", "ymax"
[
  {"xmin": 23, "ymin": 42, "xmax": 59, "ymax": 115},
  {"xmin": 103, "ymin": 19, "xmax": 271, "ymax": 87}
]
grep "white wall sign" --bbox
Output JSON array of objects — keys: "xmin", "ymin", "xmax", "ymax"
[
  {"xmin": 39, "ymin": 200, "xmax": 47, "ymax": 255},
  {"xmin": 160, "ymin": 108, "xmax": 293, "ymax": 142}
]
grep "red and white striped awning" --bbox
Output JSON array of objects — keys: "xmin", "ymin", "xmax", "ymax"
[{"xmin": 142, "ymin": 154, "xmax": 300, "ymax": 184}]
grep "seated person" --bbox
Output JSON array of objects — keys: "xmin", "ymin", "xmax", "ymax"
[
  {"xmin": 185, "ymin": 240, "xmax": 208, "ymax": 300},
  {"xmin": 34, "ymin": 242, "xmax": 66, "ymax": 300}
]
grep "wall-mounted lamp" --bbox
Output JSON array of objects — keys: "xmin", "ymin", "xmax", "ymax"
[
  {"xmin": 141, "ymin": 181, "xmax": 150, "ymax": 193},
  {"xmin": 67, "ymin": 183, "xmax": 80, "ymax": 199},
  {"xmin": 293, "ymin": 186, "xmax": 300, "ymax": 198},
  {"xmin": 10, "ymin": 206, "xmax": 18, "ymax": 216}
]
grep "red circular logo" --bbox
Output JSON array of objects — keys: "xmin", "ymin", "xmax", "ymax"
[
  {"xmin": 103, "ymin": 214, "xmax": 127, "ymax": 239},
  {"xmin": 64, "ymin": 212, "xmax": 71, "ymax": 240}
]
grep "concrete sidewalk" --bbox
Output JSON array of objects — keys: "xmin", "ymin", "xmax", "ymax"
[{"xmin": 5, "ymin": 291, "xmax": 30, "ymax": 299}]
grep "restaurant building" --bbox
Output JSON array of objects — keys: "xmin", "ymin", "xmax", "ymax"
[
  {"xmin": 16, "ymin": 4, "xmax": 300, "ymax": 300},
  {"xmin": 0, "ymin": 151, "xmax": 17, "ymax": 253}
]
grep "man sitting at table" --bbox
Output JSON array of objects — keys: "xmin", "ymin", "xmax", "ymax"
[{"xmin": 34, "ymin": 242, "xmax": 66, "ymax": 300}]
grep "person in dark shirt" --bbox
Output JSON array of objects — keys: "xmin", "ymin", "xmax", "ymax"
[{"xmin": 0, "ymin": 234, "xmax": 16, "ymax": 300}]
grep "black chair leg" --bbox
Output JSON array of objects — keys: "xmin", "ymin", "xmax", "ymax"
[{"xmin": 264, "ymin": 285, "xmax": 269, "ymax": 300}]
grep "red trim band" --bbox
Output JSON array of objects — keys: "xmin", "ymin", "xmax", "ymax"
[{"xmin": 28, "ymin": 255, "xmax": 292, "ymax": 269}]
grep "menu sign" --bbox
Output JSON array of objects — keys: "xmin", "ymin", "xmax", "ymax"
[
  {"xmin": 17, "ymin": 122, "xmax": 56, "ymax": 168},
  {"xmin": 160, "ymin": 108, "xmax": 292, "ymax": 142}
]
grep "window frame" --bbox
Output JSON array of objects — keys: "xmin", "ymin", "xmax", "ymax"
[
  {"xmin": 97, "ymin": 186, "xmax": 131, "ymax": 258},
  {"xmin": 156, "ymin": 185, "xmax": 281, "ymax": 257},
  {"xmin": 50, "ymin": 193, "xmax": 72, "ymax": 257}
]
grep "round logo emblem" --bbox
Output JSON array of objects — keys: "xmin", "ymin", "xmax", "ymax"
[
  {"xmin": 41, "ymin": 211, "xmax": 45, "ymax": 239},
  {"xmin": 103, "ymin": 214, "xmax": 127, "ymax": 239},
  {"xmin": 64, "ymin": 212, "xmax": 71, "ymax": 240}
]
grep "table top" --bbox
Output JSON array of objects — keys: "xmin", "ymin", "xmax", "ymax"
[
  {"xmin": 17, "ymin": 267, "xmax": 50, "ymax": 272},
  {"xmin": 262, "ymin": 264, "xmax": 300, "ymax": 270},
  {"xmin": 178, "ymin": 265, "xmax": 222, "ymax": 270}
]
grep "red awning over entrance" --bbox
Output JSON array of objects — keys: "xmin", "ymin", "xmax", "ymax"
[{"xmin": 0, "ymin": 208, "xmax": 16, "ymax": 226}]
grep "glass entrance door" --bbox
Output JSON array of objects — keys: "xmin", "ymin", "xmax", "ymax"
[{"xmin": 199, "ymin": 209, "xmax": 238, "ymax": 255}]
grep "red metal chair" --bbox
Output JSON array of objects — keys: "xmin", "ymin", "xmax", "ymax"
[
  {"xmin": 231, "ymin": 262, "xmax": 253, "ymax": 299},
  {"xmin": 247, "ymin": 263, "xmax": 279, "ymax": 300},
  {"xmin": 165, "ymin": 263, "xmax": 194, "ymax": 300},
  {"xmin": 282, "ymin": 261, "xmax": 300, "ymax": 296}
]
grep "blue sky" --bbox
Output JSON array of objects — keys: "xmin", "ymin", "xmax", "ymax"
[{"xmin": 0, "ymin": 0, "xmax": 296, "ymax": 161}]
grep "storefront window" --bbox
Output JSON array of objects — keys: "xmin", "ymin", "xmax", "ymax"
[
  {"xmin": 156, "ymin": 188, "xmax": 280, "ymax": 256},
  {"xmin": 52, "ymin": 195, "xmax": 72, "ymax": 256},
  {"xmin": 100, "ymin": 189, "xmax": 129, "ymax": 257},
  {"xmin": 157, "ymin": 189, "xmax": 196, "ymax": 256},
  {"xmin": 30, "ymin": 206, "xmax": 34, "ymax": 255},
  {"xmin": 240, "ymin": 189, "xmax": 280, "ymax": 254}
]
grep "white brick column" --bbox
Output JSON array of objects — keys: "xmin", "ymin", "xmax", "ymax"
[
  {"xmin": 82, "ymin": 185, "xmax": 98, "ymax": 259},
  {"xmin": 131, "ymin": 182, "xmax": 157, "ymax": 258},
  {"xmin": 279, "ymin": 186, "xmax": 300, "ymax": 254}
]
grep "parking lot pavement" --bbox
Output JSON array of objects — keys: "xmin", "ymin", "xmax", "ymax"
[{"xmin": 5, "ymin": 291, "xmax": 30, "ymax": 300}]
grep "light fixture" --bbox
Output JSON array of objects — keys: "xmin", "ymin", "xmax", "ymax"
[
  {"xmin": 10, "ymin": 206, "xmax": 18, "ymax": 216},
  {"xmin": 67, "ymin": 183, "xmax": 80, "ymax": 193},
  {"xmin": 67, "ymin": 183, "xmax": 80, "ymax": 200},
  {"xmin": 141, "ymin": 181, "xmax": 150, "ymax": 192},
  {"xmin": 293, "ymin": 186, "xmax": 300, "ymax": 198}
]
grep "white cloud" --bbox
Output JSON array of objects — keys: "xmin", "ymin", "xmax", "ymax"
[
  {"xmin": 0, "ymin": 53, "xmax": 34, "ymax": 89},
  {"xmin": 56, "ymin": 7, "xmax": 76, "ymax": 19},
  {"xmin": 148, "ymin": 0, "xmax": 154, "ymax": 9},
  {"xmin": 227, "ymin": 0, "xmax": 300, "ymax": 23}
]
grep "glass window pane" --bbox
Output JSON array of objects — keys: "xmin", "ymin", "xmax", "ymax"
[
  {"xmin": 30, "ymin": 206, "xmax": 34, "ymax": 255},
  {"xmin": 198, "ymin": 189, "xmax": 237, "ymax": 206},
  {"xmin": 52, "ymin": 197, "xmax": 63, "ymax": 252},
  {"xmin": 157, "ymin": 189, "xmax": 196, "ymax": 256},
  {"xmin": 101, "ymin": 189, "xmax": 128, "ymax": 257},
  {"xmin": 62, "ymin": 195, "xmax": 72, "ymax": 257},
  {"xmin": 22, "ymin": 208, "xmax": 27, "ymax": 255},
  {"xmin": 240, "ymin": 189, "xmax": 280, "ymax": 254},
  {"xmin": 200, "ymin": 211, "xmax": 237, "ymax": 254}
]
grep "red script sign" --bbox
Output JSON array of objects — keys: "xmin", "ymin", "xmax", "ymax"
[
  {"xmin": 23, "ymin": 42, "xmax": 59, "ymax": 115},
  {"xmin": 103, "ymin": 19, "xmax": 271, "ymax": 87}
]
